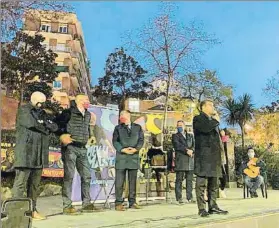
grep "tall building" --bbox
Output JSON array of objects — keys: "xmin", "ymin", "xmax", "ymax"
[{"xmin": 23, "ymin": 10, "xmax": 92, "ymax": 108}]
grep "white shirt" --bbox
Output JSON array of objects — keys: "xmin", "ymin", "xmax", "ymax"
[{"xmin": 78, "ymin": 107, "xmax": 85, "ymax": 116}]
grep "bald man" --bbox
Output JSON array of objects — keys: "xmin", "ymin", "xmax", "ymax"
[
  {"xmin": 55, "ymin": 94, "xmax": 100, "ymax": 215},
  {"xmin": 12, "ymin": 91, "xmax": 58, "ymax": 220},
  {"xmin": 112, "ymin": 110, "xmax": 144, "ymax": 211}
]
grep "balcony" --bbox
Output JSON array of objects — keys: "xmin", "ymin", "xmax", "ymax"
[
  {"xmin": 49, "ymin": 46, "xmax": 71, "ymax": 53},
  {"xmin": 71, "ymin": 76, "xmax": 80, "ymax": 90},
  {"xmin": 71, "ymin": 51, "xmax": 79, "ymax": 59},
  {"xmin": 55, "ymin": 66, "xmax": 69, "ymax": 73}
]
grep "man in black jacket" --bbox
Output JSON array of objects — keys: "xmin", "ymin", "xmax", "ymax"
[
  {"xmin": 172, "ymin": 120, "xmax": 195, "ymax": 204},
  {"xmin": 56, "ymin": 94, "xmax": 99, "ymax": 215},
  {"xmin": 112, "ymin": 110, "xmax": 144, "ymax": 211},
  {"xmin": 12, "ymin": 91, "xmax": 58, "ymax": 220},
  {"xmin": 193, "ymin": 100, "xmax": 228, "ymax": 217}
]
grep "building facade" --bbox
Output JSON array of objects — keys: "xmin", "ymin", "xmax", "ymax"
[
  {"xmin": 125, "ymin": 97, "xmax": 194, "ymax": 133},
  {"xmin": 23, "ymin": 10, "xmax": 92, "ymax": 108}
]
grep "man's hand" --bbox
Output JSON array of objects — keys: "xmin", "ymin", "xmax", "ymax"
[
  {"xmin": 121, "ymin": 148, "xmax": 130, "ymax": 153},
  {"xmin": 87, "ymin": 136, "xmax": 96, "ymax": 146},
  {"xmin": 122, "ymin": 147, "xmax": 137, "ymax": 154},
  {"xmin": 186, "ymin": 149, "xmax": 194, "ymax": 157},
  {"xmin": 212, "ymin": 113, "xmax": 220, "ymax": 122},
  {"xmin": 128, "ymin": 147, "xmax": 137, "ymax": 153},
  {"xmin": 60, "ymin": 134, "xmax": 74, "ymax": 145}
]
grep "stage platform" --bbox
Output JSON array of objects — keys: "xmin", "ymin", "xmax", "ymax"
[{"xmin": 32, "ymin": 188, "xmax": 279, "ymax": 228}]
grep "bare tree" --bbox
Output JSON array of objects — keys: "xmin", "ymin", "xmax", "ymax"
[
  {"xmin": 263, "ymin": 71, "xmax": 279, "ymax": 100},
  {"xmin": 1, "ymin": 1, "xmax": 73, "ymax": 40},
  {"xmin": 182, "ymin": 69, "xmax": 233, "ymax": 110},
  {"xmin": 125, "ymin": 2, "xmax": 219, "ymax": 136}
]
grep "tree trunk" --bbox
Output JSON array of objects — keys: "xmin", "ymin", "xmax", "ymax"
[
  {"xmin": 118, "ymin": 95, "xmax": 126, "ymax": 122},
  {"xmin": 162, "ymin": 71, "xmax": 172, "ymax": 149},
  {"xmin": 119, "ymin": 98, "xmax": 126, "ymax": 111},
  {"xmin": 240, "ymin": 125, "xmax": 245, "ymax": 153},
  {"xmin": 18, "ymin": 81, "xmax": 24, "ymax": 108}
]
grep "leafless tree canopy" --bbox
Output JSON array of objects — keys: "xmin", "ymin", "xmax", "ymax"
[
  {"xmin": 125, "ymin": 2, "xmax": 220, "ymax": 132},
  {"xmin": 125, "ymin": 2, "xmax": 219, "ymax": 81},
  {"xmin": 1, "ymin": 1, "xmax": 73, "ymax": 40},
  {"xmin": 182, "ymin": 70, "xmax": 233, "ymax": 107},
  {"xmin": 263, "ymin": 71, "xmax": 279, "ymax": 100}
]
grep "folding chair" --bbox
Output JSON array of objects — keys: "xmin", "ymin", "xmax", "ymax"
[
  {"xmin": 145, "ymin": 151, "xmax": 170, "ymax": 204},
  {"xmin": 92, "ymin": 166, "xmax": 115, "ymax": 209},
  {"xmin": 87, "ymin": 145, "xmax": 116, "ymax": 209},
  {"xmin": 243, "ymin": 173, "xmax": 268, "ymax": 199},
  {"xmin": 103, "ymin": 167, "xmax": 115, "ymax": 209}
]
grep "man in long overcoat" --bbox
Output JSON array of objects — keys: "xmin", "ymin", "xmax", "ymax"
[
  {"xmin": 172, "ymin": 120, "xmax": 195, "ymax": 204},
  {"xmin": 12, "ymin": 92, "xmax": 58, "ymax": 220},
  {"xmin": 112, "ymin": 110, "xmax": 144, "ymax": 211},
  {"xmin": 193, "ymin": 99, "xmax": 228, "ymax": 217}
]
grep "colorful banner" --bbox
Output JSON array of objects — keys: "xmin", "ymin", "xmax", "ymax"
[
  {"xmin": 42, "ymin": 150, "xmax": 64, "ymax": 177},
  {"xmin": 131, "ymin": 112, "xmax": 192, "ymax": 169},
  {"xmin": 71, "ymin": 105, "xmax": 118, "ymax": 202}
]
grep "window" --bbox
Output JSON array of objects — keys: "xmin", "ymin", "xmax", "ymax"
[
  {"xmin": 41, "ymin": 24, "xmax": 51, "ymax": 32},
  {"xmin": 128, "ymin": 99, "xmax": 140, "ymax": 112},
  {"xmin": 53, "ymin": 81, "xmax": 62, "ymax": 89},
  {"xmin": 56, "ymin": 43, "xmax": 66, "ymax": 51},
  {"xmin": 59, "ymin": 26, "xmax": 68, "ymax": 33},
  {"xmin": 56, "ymin": 62, "xmax": 64, "ymax": 66}
]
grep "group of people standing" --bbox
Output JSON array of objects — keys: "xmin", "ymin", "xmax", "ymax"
[
  {"xmin": 170, "ymin": 100, "xmax": 228, "ymax": 217},
  {"xmin": 11, "ymin": 91, "xmax": 266, "ymax": 221},
  {"xmin": 12, "ymin": 92, "xmax": 100, "ymax": 220}
]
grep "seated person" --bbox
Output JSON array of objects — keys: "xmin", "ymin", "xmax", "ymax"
[{"xmin": 240, "ymin": 148, "xmax": 266, "ymax": 198}]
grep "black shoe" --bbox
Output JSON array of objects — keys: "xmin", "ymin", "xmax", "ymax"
[
  {"xmin": 208, "ymin": 207, "xmax": 228, "ymax": 215},
  {"xmin": 250, "ymin": 190, "xmax": 258, "ymax": 198},
  {"xmin": 177, "ymin": 199, "xmax": 185, "ymax": 205},
  {"xmin": 186, "ymin": 199, "xmax": 196, "ymax": 203},
  {"xmin": 198, "ymin": 210, "xmax": 210, "ymax": 217}
]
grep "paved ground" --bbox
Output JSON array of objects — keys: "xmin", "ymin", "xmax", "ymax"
[{"xmin": 33, "ymin": 188, "xmax": 279, "ymax": 228}]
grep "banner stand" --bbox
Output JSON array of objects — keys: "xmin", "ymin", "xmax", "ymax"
[{"xmin": 91, "ymin": 166, "xmax": 115, "ymax": 209}]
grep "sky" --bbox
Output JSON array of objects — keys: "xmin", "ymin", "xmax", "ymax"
[{"xmin": 72, "ymin": 1, "xmax": 279, "ymax": 108}]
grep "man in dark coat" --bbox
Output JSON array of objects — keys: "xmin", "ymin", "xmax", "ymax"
[
  {"xmin": 172, "ymin": 120, "xmax": 195, "ymax": 204},
  {"xmin": 56, "ymin": 94, "xmax": 100, "ymax": 215},
  {"xmin": 12, "ymin": 91, "xmax": 58, "ymax": 220},
  {"xmin": 112, "ymin": 110, "xmax": 144, "ymax": 211},
  {"xmin": 193, "ymin": 100, "xmax": 228, "ymax": 217}
]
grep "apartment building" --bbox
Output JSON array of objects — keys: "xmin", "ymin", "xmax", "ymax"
[{"xmin": 23, "ymin": 10, "xmax": 92, "ymax": 107}]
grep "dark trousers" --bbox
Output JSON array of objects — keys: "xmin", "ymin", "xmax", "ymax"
[
  {"xmin": 62, "ymin": 145, "xmax": 91, "ymax": 209},
  {"xmin": 115, "ymin": 169, "xmax": 137, "ymax": 206},
  {"xmin": 196, "ymin": 176, "xmax": 218, "ymax": 211},
  {"xmin": 219, "ymin": 167, "xmax": 227, "ymax": 190},
  {"xmin": 175, "ymin": 170, "xmax": 194, "ymax": 201},
  {"xmin": 12, "ymin": 168, "xmax": 42, "ymax": 211}
]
